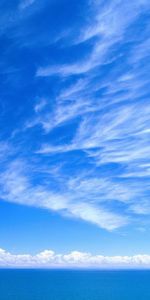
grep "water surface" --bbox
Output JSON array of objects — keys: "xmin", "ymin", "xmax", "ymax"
[{"xmin": 0, "ymin": 269, "xmax": 150, "ymax": 300}]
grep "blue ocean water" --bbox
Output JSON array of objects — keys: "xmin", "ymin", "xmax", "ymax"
[{"xmin": 0, "ymin": 269, "xmax": 150, "ymax": 300}]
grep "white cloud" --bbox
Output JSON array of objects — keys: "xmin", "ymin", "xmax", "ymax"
[
  {"xmin": 19, "ymin": 0, "xmax": 36, "ymax": 10},
  {"xmin": 31, "ymin": 0, "xmax": 150, "ymax": 137},
  {"xmin": 8, "ymin": 0, "xmax": 150, "ymax": 230},
  {"xmin": 0, "ymin": 160, "xmax": 127, "ymax": 231},
  {"xmin": 38, "ymin": 103, "xmax": 150, "ymax": 170},
  {"xmin": 34, "ymin": 99, "xmax": 47, "ymax": 113},
  {"xmin": 36, "ymin": 0, "xmax": 149, "ymax": 77},
  {"xmin": 1, "ymin": 248, "xmax": 150, "ymax": 268},
  {"xmin": 129, "ymin": 38, "xmax": 150, "ymax": 64},
  {"xmin": 76, "ymin": 0, "xmax": 150, "ymax": 44},
  {"xmin": 36, "ymin": 99, "xmax": 150, "ymax": 218}
]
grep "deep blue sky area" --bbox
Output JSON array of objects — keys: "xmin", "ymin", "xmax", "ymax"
[{"xmin": 0, "ymin": 0, "xmax": 150, "ymax": 268}]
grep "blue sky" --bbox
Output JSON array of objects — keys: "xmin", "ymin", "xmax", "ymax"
[{"xmin": 0, "ymin": 0, "xmax": 150, "ymax": 267}]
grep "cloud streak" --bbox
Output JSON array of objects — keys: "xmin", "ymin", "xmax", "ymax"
[
  {"xmin": 19, "ymin": 0, "xmax": 36, "ymax": 10},
  {"xmin": 36, "ymin": 0, "xmax": 150, "ymax": 77},
  {"xmin": 0, "ymin": 160, "xmax": 127, "ymax": 231},
  {"xmin": 0, "ymin": 0, "xmax": 150, "ymax": 234}
]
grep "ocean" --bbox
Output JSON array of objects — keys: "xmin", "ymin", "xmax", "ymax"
[{"xmin": 0, "ymin": 269, "xmax": 150, "ymax": 300}]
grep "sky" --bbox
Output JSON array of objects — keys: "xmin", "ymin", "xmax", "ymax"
[{"xmin": 0, "ymin": 0, "xmax": 150, "ymax": 268}]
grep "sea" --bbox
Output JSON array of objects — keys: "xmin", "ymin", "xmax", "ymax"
[{"xmin": 0, "ymin": 269, "xmax": 150, "ymax": 300}]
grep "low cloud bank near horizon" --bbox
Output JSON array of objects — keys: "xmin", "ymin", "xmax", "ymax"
[{"xmin": 1, "ymin": 248, "xmax": 150, "ymax": 268}]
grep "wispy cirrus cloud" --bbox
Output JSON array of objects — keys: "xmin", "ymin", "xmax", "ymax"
[
  {"xmin": 0, "ymin": 0, "xmax": 150, "ymax": 235},
  {"xmin": 19, "ymin": 0, "xmax": 36, "ymax": 10},
  {"xmin": 34, "ymin": 98, "xmax": 47, "ymax": 113},
  {"xmin": 38, "ymin": 102, "xmax": 150, "ymax": 166},
  {"xmin": 33, "ymin": 0, "xmax": 150, "ymax": 135},
  {"xmin": 0, "ymin": 160, "xmax": 127, "ymax": 230},
  {"xmin": 20, "ymin": 0, "xmax": 150, "ymax": 231},
  {"xmin": 36, "ymin": 0, "xmax": 150, "ymax": 77}
]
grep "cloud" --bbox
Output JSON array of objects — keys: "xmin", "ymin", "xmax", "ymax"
[
  {"xmin": 38, "ymin": 102, "xmax": 150, "ymax": 167},
  {"xmin": 1, "ymin": 248, "xmax": 150, "ymax": 268},
  {"xmin": 36, "ymin": 99, "xmax": 150, "ymax": 221},
  {"xmin": 31, "ymin": 0, "xmax": 150, "ymax": 137},
  {"xmin": 0, "ymin": 160, "xmax": 127, "ymax": 231},
  {"xmin": 19, "ymin": 0, "xmax": 36, "ymax": 10},
  {"xmin": 34, "ymin": 99, "xmax": 47, "ymax": 113},
  {"xmin": 76, "ymin": 0, "xmax": 150, "ymax": 44},
  {"xmin": 36, "ymin": 0, "xmax": 149, "ymax": 77},
  {"xmin": 1, "ymin": 0, "xmax": 150, "ymax": 234}
]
